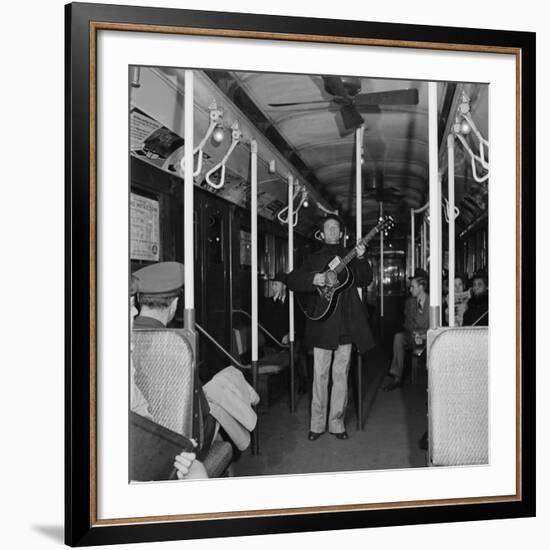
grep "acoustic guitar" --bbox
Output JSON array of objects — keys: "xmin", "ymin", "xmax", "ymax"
[{"xmin": 297, "ymin": 216, "xmax": 394, "ymax": 322}]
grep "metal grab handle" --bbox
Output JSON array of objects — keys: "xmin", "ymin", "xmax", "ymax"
[
  {"xmin": 231, "ymin": 308, "xmax": 289, "ymax": 349},
  {"xmin": 205, "ymin": 124, "xmax": 241, "ymax": 189},
  {"xmin": 195, "ymin": 323, "xmax": 246, "ymax": 370},
  {"xmin": 277, "ymin": 183, "xmax": 307, "ymax": 227},
  {"xmin": 192, "ymin": 119, "xmax": 217, "ymax": 176}
]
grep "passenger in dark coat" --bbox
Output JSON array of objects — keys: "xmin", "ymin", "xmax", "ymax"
[
  {"xmin": 381, "ymin": 268, "xmax": 429, "ymax": 392},
  {"xmin": 259, "ymin": 273, "xmax": 308, "ymax": 392},
  {"xmin": 462, "ymin": 272, "xmax": 489, "ymax": 326},
  {"xmin": 133, "ymin": 261, "xmax": 215, "ymax": 457},
  {"xmin": 287, "ymin": 240, "xmax": 375, "ymax": 354},
  {"xmin": 287, "ymin": 215, "xmax": 375, "ymax": 440}
]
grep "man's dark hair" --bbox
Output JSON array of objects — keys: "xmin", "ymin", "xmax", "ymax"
[
  {"xmin": 472, "ymin": 271, "xmax": 488, "ymax": 286},
  {"xmin": 138, "ymin": 293, "xmax": 178, "ymax": 309},
  {"xmin": 415, "ymin": 276, "xmax": 428, "ymax": 292},
  {"xmin": 319, "ymin": 213, "xmax": 343, "ymax": 231},
  {"xmin": 455, "ymin": 273, "xmax": 467, "ymax": 287}
]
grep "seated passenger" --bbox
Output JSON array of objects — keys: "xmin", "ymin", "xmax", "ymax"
[
  {"xmin": 261, "ymin": 272, "xmax": 307, "ymax": 393},
  {"xmin": 444, "ymin": 274, "xmax": 470, "ymax": 326},
  {"xmin": 462, "ymin": 272, "xmax": 489, "ymax": 326},
  {"xmin": 130, "ymin": 274, "xmax": 207, "ymax": 480},
  {"xmin": 133, "ymin": 261, "xmax": 217, "ymax": 458},
  {"xmin": 382, "ymin": 268, "xmax": 429, "ymax": 392}
]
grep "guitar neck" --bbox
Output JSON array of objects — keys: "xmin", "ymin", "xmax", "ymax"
[{"xmin": 335, "ymin": 228, "xmax": 378, "ymax": 273}]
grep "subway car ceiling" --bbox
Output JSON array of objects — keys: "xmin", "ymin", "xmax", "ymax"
[{"xmin": 130, "ymin": 67, "xmax": 488, "ymax": 238}]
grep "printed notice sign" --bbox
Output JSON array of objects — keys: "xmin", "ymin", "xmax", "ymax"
[
  {"xmin": 131, "ymin": 193, "xmax": 160, "ymax": 261},
  {"xmin": 130, "ymin": 109, "xmax": 163, "ymax": 152}
]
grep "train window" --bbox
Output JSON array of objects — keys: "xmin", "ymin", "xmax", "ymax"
[
  {"xmin": 263, "ymin": 234, "xmax": 276, "ymax": 280},
  {"xmin": 258, "ymin": 232, "xmax": 267, "ymax": 278},
  {"xmin": 206, "ymin": 214, "xmax": 223, "ymax": 265},
  {"xmin": 239, "ymin": 229, "xmax": 252, "ymax": 268},
  {"xmin": 467, "ymin": 235, "xmax": 476, "ymax": 277},
  {"xmin": 130, "ymin": 192, "xmax": 160, "ymax": 262},
  {"xmin": 275, "ymin": 238, "xmax": 288, "ymax": 274},
  {"xmin": 480, "ymin": 228, "xmax": 488, "ymax": 270},
  {"xmin": 370, "ymin": 252, "xmax": 407, "ymax": 296}
]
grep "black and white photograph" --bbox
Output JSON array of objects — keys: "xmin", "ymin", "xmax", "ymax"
[
  {"xmin": 129, "ymin": 66, "xmax": 490, "ymax": 482},
  {"xmin": 2, "ymin": 0, "xmax": 546, "ymax": 544},
  {"xmin": 55, "ymin": 1, "xmax": 538, "ymax": 545}
]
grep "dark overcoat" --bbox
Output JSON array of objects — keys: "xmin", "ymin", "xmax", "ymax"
[
  {"xmin": 287, "ymin": 244, "xmax": 376, "ymax": 353},
  {"xmin": 462, "ymin": 292, "xmax": 489, "ymax": 326}
]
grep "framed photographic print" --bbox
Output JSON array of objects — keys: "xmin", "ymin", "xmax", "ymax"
[{"xmin": 65, "ymin": 1, "xmax": 536, "ymax": 546}]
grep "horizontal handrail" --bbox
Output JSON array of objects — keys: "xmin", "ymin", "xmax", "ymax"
[
  {"xmin": 195, "ymin": 323, "xmax": 248, "ymax": 370},
  {"xmin": 231, "ymin": 308, "xmax": 289, "ymax": 349}
]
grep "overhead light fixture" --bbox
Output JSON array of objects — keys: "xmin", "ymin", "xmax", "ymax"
[{"xmin": 212, "ymin": 125, "xmax": 225, "ymax": 144}]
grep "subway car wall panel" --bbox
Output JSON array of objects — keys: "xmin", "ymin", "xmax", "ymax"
[{"xmin": 131, "ymin": 155, "xmax": 310, "ymax": 384}]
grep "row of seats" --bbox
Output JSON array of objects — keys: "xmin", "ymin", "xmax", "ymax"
[
  {"xmin": 131, "ymin": 322, "xmax": 488, "ymax": 476},
  {"xmin": 131, "ymin": 318, "xmax": 292, "ymax": 478},
  {"xmin": 132, "ymin": 328, "xmax": 234, "ymax": 479}
]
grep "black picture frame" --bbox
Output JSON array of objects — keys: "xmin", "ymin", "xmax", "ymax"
[{"xmin": 65, "ymin": 1, "xmax": 536, "ymax": 546}]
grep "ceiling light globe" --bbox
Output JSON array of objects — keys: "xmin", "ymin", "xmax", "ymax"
[
  {"xmin": 212, "ymin": 127, "xmax": 225, "ymax": 143},
  {"xmin": 461, "ymin": 121, "xmax": 471, "ymax": 135}
]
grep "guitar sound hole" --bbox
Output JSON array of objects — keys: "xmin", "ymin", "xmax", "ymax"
[{"xmin": 326, "ymin": 270, "xmax": 337, "ymax": 286}]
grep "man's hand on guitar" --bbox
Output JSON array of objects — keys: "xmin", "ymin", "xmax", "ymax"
[
  {"xmin": 356, "ymin": 242, "xmax": 366, "ymax": 258},
  {"xmin": 313, "ymin": 273, "xmax": 326, "ymax": 287}
]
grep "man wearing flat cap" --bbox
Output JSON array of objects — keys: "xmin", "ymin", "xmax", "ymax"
[
  {"xmin": 133, "ymin": 261, "xmax": 216, "ymax": 456},
  {"xmin": 130, "ymin": 272, "xmax": 207, "ymax": 479},
  {"xmin": 133, "ymin": 261, "xmax": 186, "ymax": 329},
  {"xmin": 382, "ymin": 268, "xmax": 430, "ymax": 392}
]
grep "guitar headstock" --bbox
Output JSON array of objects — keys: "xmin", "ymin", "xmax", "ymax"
[
  {"xmin": 375, "ymin": 215, "xmax": 395, "ymax": 236},
  {"xmin": 359, "ymin": 215, "xmax": 396, "ymax": 247}
]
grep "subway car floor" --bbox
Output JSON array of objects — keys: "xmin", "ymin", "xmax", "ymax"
[{"xmin": 233, "ymin": 347, "xmax": 428, "ymax": 477}]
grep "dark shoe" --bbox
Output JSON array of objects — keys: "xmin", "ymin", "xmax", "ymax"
[
  {"xmin": 330, "ymin": 431, "xmax": 349, "ymax": 440},
  {"xmin": 381, "ymin": 378, "xmax": 402, "ymax": 392},
  {"xmin": 308, "ymin": 431, "xmax": 323, "ymax": 441}
]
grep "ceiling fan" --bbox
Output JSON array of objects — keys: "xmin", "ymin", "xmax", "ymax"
[
  {"xmin": 268, "ymin": 76, "xmax": 419, "ymax": 131},
  {"xmin": 363, "ymin": 166, "xmax": 403, "ymax": 204}
]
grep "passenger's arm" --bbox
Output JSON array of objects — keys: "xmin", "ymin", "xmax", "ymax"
[
  {"xmin": 174, "ymin": 451, "xmax": 208, "ymax": 480},
  {"xmin": 403, "ymin": 298, "xmax": 415, "ymax": 332},
  {"xmin": 287, "ymin": 258, "xmax": 318, "ymax": 292}
]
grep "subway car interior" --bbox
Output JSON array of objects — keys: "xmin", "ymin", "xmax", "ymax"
[{"xmin": 129, "ymin": 66, "xmax": 489, "ymax": 480}]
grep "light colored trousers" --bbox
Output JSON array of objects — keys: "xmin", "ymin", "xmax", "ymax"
[
  {"xmin": 311, "ymin": 344, "xmax": 352, "ymax": 434},
  {"xmin": 389, "ymin": 331, "xmax": 413, "ymax": 380}
]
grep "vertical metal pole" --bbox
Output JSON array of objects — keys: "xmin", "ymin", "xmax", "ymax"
[
  {"xmin": 428, "ymin": 82, "xmax": 441, "ymax": 328},
  {"xmin": 448, "ymin": 134, "xmax": 456, "ymax": 327},
  {"xmin": 379, "ymin": 202, "xmax": 384, "ymax": 318},
  {"xmin": 251, "ymin": 140, "xmax": 259, "ymax": 454},
  {"xmin": 288, "ymin": 174, "xmax": 296, "ymax": 413},
  {"xmin": 183, "ymin": 70, "xmax": 196, "ymax": 339},
  {"xmin": 356, "ymin": 127, "xmax": 364, "ymax": 301},
  {"xmin": 355, "ymin": 127, "xmax": 364, "ymax": 431},
  {"xmin": 410, "ymin": 208, "xmax": 415, "ymax": 276},
  {"xmin": 422, "ymin": 219, "xmax": 426, "ymax": 270},
  {"xmin": 420, "ymin": 220, "xmax": 429, "ymax": 269}
]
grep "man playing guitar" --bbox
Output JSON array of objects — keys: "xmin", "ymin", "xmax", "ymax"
[{"xmin": 287, "ymin": 214, "xmax": 375, "ymax": 441}]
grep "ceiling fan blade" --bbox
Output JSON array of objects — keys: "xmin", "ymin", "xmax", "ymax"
[
  {"xmin": 354, "ymin": 88, "xmax": 419, "ymax": 107},
  {"xmin": 356, "ymin": 105, "xmax": 381, "ymax": 114},
  {"xmin": 322, "ymin": 76, "xmax": 349, "ymax": 98},
  {"xmin": 268, "ymin": 99, "xmax": 333, "ymax": 107},
  {"xmin": 339, "ymin": 104, "xmax": 364, "ymax": 130}
]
